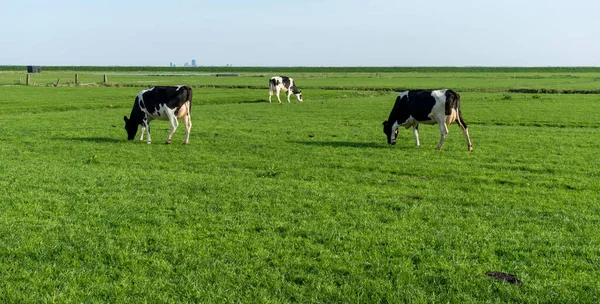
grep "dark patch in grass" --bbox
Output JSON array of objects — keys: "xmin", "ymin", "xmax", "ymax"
[
  {"xmin": 87, "ymin": 153, "xmax": 99, "ymax": 164},
  {"xmin": 291, "ymin": 276, "xmax": 307, "ymax": 286},
  {"xmin": 275, "ymin": 226, "xmax": 287, "ymax": 237},
  {"xmin": 293, "ymin": 140, "xmax": 383, "ymax": 149},
  {"xmin": 486, "ymin": 272, "xmax": 523, "ymax": 286},
  {"xmin": 496, "ymin": 179, "xmax": 522, "ymax": 187},
  {"xmin": 256, "ymin": 167, "xmax": 280, "ymax": 178}
]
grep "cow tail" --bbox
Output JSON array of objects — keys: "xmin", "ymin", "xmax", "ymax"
[
  {"xmin": 445, "ymin": 89, "xmax": 459, "ymax": 115},
  {"xmin": 269, "ymin": 78, "xmax": 276, "ymax": 91},
  {"xmin": 188, "ymin": 88, "xmax": 194, "ymax": 111},
  {"xmin": 448, "ymin": 89, "xmax": 468, "ymax": 128},
  {"xmin": 187, "ymin": 86, "xmax": 193, "ymax": 113}
]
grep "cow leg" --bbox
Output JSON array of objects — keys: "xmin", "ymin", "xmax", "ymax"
[
  {"xmin": 166, "ymin": 116, "xmax": 179, "ymax": 144},
  {"xmin": 183, "ymin": 113, "xmax": 192, "ymax": 145},
  {"xmin": 436, "ymin": 121, "xmax": 449, "ymax": 150},
  {"xmin": 145, "ymin": 125, "xmax": 152, "ymax": 144},
  {"xmin": 139, "ymin": 126, "xmax": 145, "ymax": 141},
  {"xmin": 268, "ymin": 89, "xmax": 273, "ymax": 103},
  {"xmin": 287, "ymin": 91, "xmax": 292, "ymax": 103},
  {"xmin": 276, "ymin": 88, "xmax": 283, "ymax": 104},
  {"xmin": 456, "ymin": 115, "xmax": 473, "ymax": 152},
  {"xmin": 413, "ymin": 124, "xmax": 420, "ymax": 147},
  {"xmin": 142, "ymin": 119, "xmax": 152, "ymax": 144}
]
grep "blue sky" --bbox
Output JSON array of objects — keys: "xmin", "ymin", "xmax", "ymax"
[{"xmin": 2, "ymin": 0, "xmax": 599, "ymax": 66}]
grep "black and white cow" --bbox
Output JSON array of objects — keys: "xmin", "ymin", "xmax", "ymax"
[
  {"xmin": 268, "ymin": 76, "xmax": 303, "ymax": 103},
  {"xmin": 123, "ymin": 86, "xmax": 193, "ymax": 144},
  {"xmin": 382, "ymin": 89, "xmax": 473, "ymax": 151}
]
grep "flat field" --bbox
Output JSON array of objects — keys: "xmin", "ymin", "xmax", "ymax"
[{"xmin": 0, "ymin": 68, "xmax": 599, "ymax": 303}]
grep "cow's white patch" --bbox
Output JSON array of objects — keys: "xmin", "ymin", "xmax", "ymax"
[
  {"xmin": 137, "ymin": 88, "xmax": 153, "ymax": 111},
  {"xmin": 398, "ymin": 91, "xmax": 409, "ymax": 98},
  {"xmin": 147, "ymin": 103, "xmax": 177, "ymax": 121},
  {"xmin": 412, "ymin": 126, "xmax": 420, "ymax": 146},
  {"xmin": 430, "ymin": 89, "xmax": 447, "ymax": 99},
  {"xmin": 390, "ymin": 121, "xmax": 399, "ymax": 143},
  {"xmin": 428, "ymin": 90, "xmax": 447, "ymax": 125}
]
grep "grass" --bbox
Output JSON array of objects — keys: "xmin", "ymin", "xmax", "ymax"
[
  {"xmin": 3, "ymin": 68, "xmax": 600, "ymax": 93},
  {"xmin": 0, "ymin": 72, "xmax": 599, "ymax": 303}
]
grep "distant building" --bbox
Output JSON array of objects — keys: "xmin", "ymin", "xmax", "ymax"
[
  {"xmin": 191, "ymin": 59, "xmax": 197, "ymax": 67},
  {"xmin": 27, "ymin": 66, "xmax": 42, "ymax": 73}
]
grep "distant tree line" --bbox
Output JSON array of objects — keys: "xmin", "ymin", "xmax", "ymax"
[{"xmin": 2, "ymin": 65, "xmax": 600, "ymax": 73}]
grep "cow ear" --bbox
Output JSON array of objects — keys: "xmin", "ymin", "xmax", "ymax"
[{"xmin": 124, "ymin": 116, "xmax": 129, "ymax": 123}]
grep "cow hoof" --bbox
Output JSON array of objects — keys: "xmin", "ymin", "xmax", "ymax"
[
  {"xmin": 166, "ymin": 141, "xmax": 171, "ymax": 145},
  {"xmin": 468, "ymin": 147, "xmax": 474, "ymax": 152},
  {"xmin": 147, "ymin": 142, "xmax": 151, "ymax": 145}
]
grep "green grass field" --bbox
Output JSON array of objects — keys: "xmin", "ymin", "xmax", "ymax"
[{"xmin": 1, "ymin": 68, "xmax": 599, "ymax": 303}]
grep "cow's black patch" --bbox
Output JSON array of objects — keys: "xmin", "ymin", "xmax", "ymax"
[
  {"xmin": 406, "ymin": 91, "xmax": 436, "ymax": 121},
  {"xmin": 386, "ymin": 91, "xmax": 436, "ymax": 126},
  {"xmin": 383, "ymin": 90, "xmax": 436, "ymax": 144},
  {"xmin": 281, "ymin": 76, "xmax": 291, "ymax": 89},
  {"xmin": 269, "ymin": 77, "xmax": 280, "ymax": 87}
]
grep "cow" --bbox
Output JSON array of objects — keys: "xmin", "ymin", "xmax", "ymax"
[
  {"xmin": 382, "ymin": 89, "xmax": 473, "ymax": 151},
  {"xmin": 268, "ymin": 76, "xmax": 303, "ymax": 103},
  {"xmin": 123, "ymin": 86, "xmax": 193, "ymax": 144}
]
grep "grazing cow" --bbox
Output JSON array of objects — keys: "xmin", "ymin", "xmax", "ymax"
[
  {"xmin": 268, "ymin": 76, "xmax": 303, "ymax": 103},
  {"xmin": 123, "ymin": 86, "xmax": 193, "ymax": 144},
  {"xmin": 382, "ymin": 89, "xmax": 473, "ymax": 151}
]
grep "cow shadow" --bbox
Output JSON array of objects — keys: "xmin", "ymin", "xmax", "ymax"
[
  {"xmin": 214, "ymin": 99, "xmax": 266, "ymax": 105},
  {"xmin": 237, "ymin": 99, "xmax": 267, "ymax": 104},
  {"xmin": 293, "ymin": 140, "xmax": 384, "ymax": 149},
  {"xmin": 62, "ymin": 137, "xmax": 123, "ymax": 143}
]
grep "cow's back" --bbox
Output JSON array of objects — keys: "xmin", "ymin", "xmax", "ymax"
[{"xmin": 140, "ymin": 86, "xmax": 191, "ymax": 119}]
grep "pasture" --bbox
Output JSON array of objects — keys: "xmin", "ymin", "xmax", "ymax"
[{"xmin": 0, "ymin": 67, "xmax": 599, "ymax": 303}]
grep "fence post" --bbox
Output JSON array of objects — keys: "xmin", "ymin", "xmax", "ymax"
[
  {"xmin": 75, "ymin": 74, "xmax": 79, "ymax": 85},
  {"xmin": 26, "ymin": 74, "xmax": 31, "ymax": 86},
  {"xmin": 103, "ymin": 74, "xmax": 108, "ymax": 85}
]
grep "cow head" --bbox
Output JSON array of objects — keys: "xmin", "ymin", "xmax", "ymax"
[
  {"xmin": 296, "ymin": 92, "xmax": 303, "ymax": 102},
  {"xmin": 123, "ymin": 116, "xmax": 137, "ymax": 140},
  {"xmin": 382, "ymin": 120, "xmax": 399, "ymax": 145}
]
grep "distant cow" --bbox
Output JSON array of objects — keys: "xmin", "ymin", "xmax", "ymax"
[
  {"xmin": 124, "ymin": 86, "xmax": 193, "ymax": 144},
  {"xmin": 382, "ymin": 89, "xmax": 473, "ymax": 151},
  {"xmin": 269, "ymin": 76, "xmax": 303, "ymax": 103}
]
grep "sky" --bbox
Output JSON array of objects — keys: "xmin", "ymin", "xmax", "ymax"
[{"xmin": 2, "ymin": 0, "xmax": 599, "ymax": 67}]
